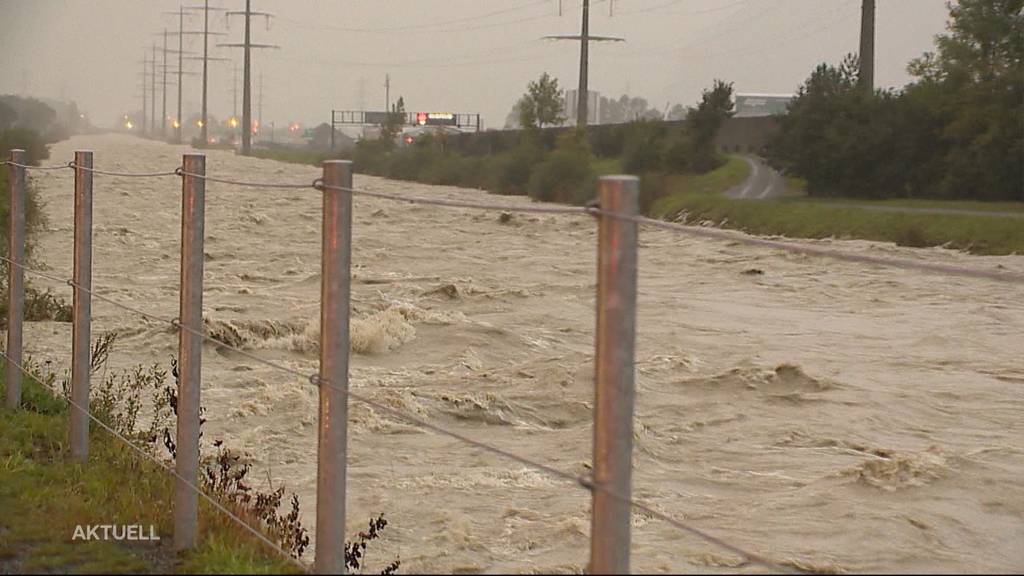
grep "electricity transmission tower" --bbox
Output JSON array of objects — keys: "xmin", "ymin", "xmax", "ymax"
[
  {"xmin": 137, "ymin": 53, "xmax": 149, "ymax": 136},
  {"xmin": 184, "ymin": 1, "xmax": 229, "ymax": 145},
  {"xmin": 222, "ymin": 0, "xmax": 279, "ymax": 155},
  {"xmin": 545, "ymin": 0, "xmax": 623, "ymax": 128},
  {"xmin": 154, "ymin": 29, "xmax": 197, "ymax": 138}
]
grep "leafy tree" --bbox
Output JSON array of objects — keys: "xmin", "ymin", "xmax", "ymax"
[
  {"xmin": 905, "ymin": 0, "xmax": 1023, "ymax": 200},
  {"xmin": 769, "ymin": 0, "xmax": 1023, "ymax": 201},
  {"xmin": 686, "ymin": 79, "xmax": 734, "ymax": 172},
  {"xmin": 381, "ymin": 96, "xmax": 406, "ymax": 142},
  {"xmin": 666, "ymin": 103, "xmax": 688, "ymax": 122},
  {"xmin": 0, "ymin": 96, "xmax": 56, "ymax": 135},
  {"xmin": 516, "ymin": 73, "xmax": 565, "ymax": 129},
  {"xmin": 0, "ymin": 100, "xmax": 14, "ymax": 131}
]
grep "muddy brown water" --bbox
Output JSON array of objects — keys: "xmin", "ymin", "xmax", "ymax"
[{"xmin": 18, "ymin": 134, "xmax": 1024, "ymax": 573}]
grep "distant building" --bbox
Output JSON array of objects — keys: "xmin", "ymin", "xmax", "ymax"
[
  {"xmin": 564, "ymin": 89, "xmax": 600, "ymax": 126},
  {"xmin": 734, "ymin": 93, "xmax": 794, "ymax": 118}
]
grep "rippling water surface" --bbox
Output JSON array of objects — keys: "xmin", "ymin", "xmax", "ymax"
[{"xmin": 22, "ymin": 134, "xmax": 1024, "ymax": 573}]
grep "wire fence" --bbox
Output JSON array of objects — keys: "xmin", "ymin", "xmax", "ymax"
[
  {"xmin": 8, "ymin": 158, "xmax": 1024, "ymax": 284},
  {"xmin": 3, "ymin": 153, "xmax": 1021, "ymax": 573}
]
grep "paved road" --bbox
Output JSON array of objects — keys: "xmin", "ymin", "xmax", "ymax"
[{"xmin": 725, "ymin": 155, "xmax": 788, "ymax": 200}]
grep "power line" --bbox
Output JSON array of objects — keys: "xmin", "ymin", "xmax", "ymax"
[{"xmin": 274, "ymin": 0, "xmax": 552, "ymax": 34}]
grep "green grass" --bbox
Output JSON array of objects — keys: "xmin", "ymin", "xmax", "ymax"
[
  {"xmin": 803, "ymin": 197, "xmax": 1024, "ymax": 213},
  {"xmin": 249, "ymin": 147, "xmax": 345, "ymax": 166},
  {"xmin": 0, "ymin": 366, "xmax": 303, "ymax": 574},
  {"xmin": 653, "ymin": 188, "xmax": 1024, "ymax": 256},
  {"xmin": 650, "ymin": 155, "xmax": 752, "ymax": 216},
  {"xmin": 649, "ymin": 155, "xmax": 1024, "ymax": 255},
  {"xmin": 590, "ymin": 156, "xmax": 623, "ymax": 176}
]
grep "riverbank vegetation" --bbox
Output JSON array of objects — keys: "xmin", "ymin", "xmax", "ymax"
[
  {"xmin": 0, "ymin": 337, "xmax": 399, "ymax": 573},
  {"xmin": 767, "ymin": 0, "xmax": 1022, "ymax": 202}
]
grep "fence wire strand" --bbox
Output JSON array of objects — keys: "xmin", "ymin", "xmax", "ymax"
[
  {"xmin": 0, "ymin": 348, "xmax": 310, "ymax": 573},
  {"xmin": 70, "ymin": 162, "xmax": 181, "ymax": 178},
  {"xmin": 317, "ymin": 181, "xmax": 593, "ymax": 216},
  {"xmin": 177, "ymin": 170, "xmax": 314, "ymax": 189},
  {"xmin": 1, "ymin": 254, "xmax": 795, "ymax": 574},
  {"xmin": 589, "ymin": 209, "xmax": 1024, "ymax": 284},
  {"xmin": 9, "ymin": 158, "xmax": 1022, "ymax": 285},
  {"xmin": 3, "ymin": 160, "xmax": 73, "ymax": 171}
]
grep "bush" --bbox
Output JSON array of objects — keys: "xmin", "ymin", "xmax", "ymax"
[
  {"xmin": 527, "ymin": 148, "xmax": 597, "ymax": 205},
  {"xmin": 621, "ymin": 121, "xmax": 668, "ymax": 174},
  {"xmin": 490, "ymin": 141, "xmax": 544, "ymax": 195},
  {"xmin": 352, "ymin": 139, "xmax": 394, "ymax": 175}
]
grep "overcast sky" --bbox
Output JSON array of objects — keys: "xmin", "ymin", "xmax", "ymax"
[{"xmin": 0, "ymin": 0, "xmax": 952, "ymax": 129}]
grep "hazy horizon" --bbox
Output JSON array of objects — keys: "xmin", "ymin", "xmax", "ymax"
[{"xmin": 0, "ymin": 0, "xmax": 951, "ymax": 130}]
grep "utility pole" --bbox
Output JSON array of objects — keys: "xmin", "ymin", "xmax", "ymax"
[
  {"xmin": 151, "ymin": 45, "xmax": 158, "ymax": 136},
  {"xmin": 859, "ymin": 0, "xmax": 876, "ymax": 95},
  {"xmin": 223, "ymin": 0, "xmax": 278, "ymax": 155},
  {"xmin": 242, "ymin": 0, "xmax": 252, "ymax": 153},
  {"xmin": 178, "ymin": 6, "xmax": 184, "ymax": 143},
  {"xmin": 162, "ymin": 29, "xmax": 169, "ymax": 138},
  {"xmin": 544, "ymin": 1, "xmax": 623, "ymax": 129},
  {"xmin": 153, "ymin": 31, "xmax": 195, "ymax": 141},
  {"xmin": 578, "ymin": 0, "xmax": 589, "ymax": 127},
  {"xmin": 165, "ymin": 7, "xmax": 224, "ymax": 146},
  {"xmin": 139, "ymin": 52, "xmax": 149, "ymax": 136},
  {"xmin": 184, "ymin": 2, "xmax": 228, "ymax": 146},
  {"xmin": 385, "ymin": 73, "xmax": 390, "ymax": 112}
]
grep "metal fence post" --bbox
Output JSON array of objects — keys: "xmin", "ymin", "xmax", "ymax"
[
  {"xmin": 314, "ymin": 160, "xmax": 353, "ymax": 574},
  {"xmin": 70, "ymin": 151, "xmax": 94, "ymax": 461},
  {"xmin": 590, "ymin": 175, "xmax": 639, "ymax": 575},
  {"xmin": 175, "ymin": 153, "xmax": 205, "ymax": 551},
  {"xmin": 5, "ymin": 149, "xmax": 26, "ymax": 410}
]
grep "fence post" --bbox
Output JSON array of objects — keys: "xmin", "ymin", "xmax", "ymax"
[
  {"xmin": 5, "ymin": 149, "xmax": 26, "ymax": 410},
  {"xmin": 70, "ymin": 150, "xmax": 94, "ymax": 461},
  {"xmin": 175, "ymin": 153, "xmax": 205, "ymax": 551},
  {"xmin": 314, "ymin": 160, "xmax": 353, "ymax": 574},
  {"xmin": 590, "ymin": 175, "xmax": 639, "ymax": 575}
]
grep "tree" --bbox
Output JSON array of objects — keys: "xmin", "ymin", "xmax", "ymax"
[
  {"xmin": 381, "ymin": 96, "xmax": 406, "ymax": 141},
  {"xmin": 516, "ymin": 72, "xmax": 565, "ymax": 129},
  {"xmin": 769, "ymin": 0, "xmax": 1023, "ymax": 201},
  {"xmin": 666, "ymin": 103, "xmax": 688, "ymax": 122},
  {"xmin": 905, "ymin": 0, "xmax": 1023, "ymax": 200},
  {"xmin": 686, "ymin": 79, "xmax": 734, "ymax": 172},
  {"xmin": 0, "ymin": 100, "xmax": 15, "ymax": 131}
]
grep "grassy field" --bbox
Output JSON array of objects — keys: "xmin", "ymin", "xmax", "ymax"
[
  {"xmin": 804, "ymin": 197, "xmax": 1024, "ymax": 214},
  {"xmin": 652, "ymin": 163, "xmax": 1024, "ymax": 255},
  {"xmin": 0, "ymin": 366, "xmax": 302, "ymax": 574},
  {"xmin": 252, "ymin": 145, "xmax": 1024, "ymax": 256},
  {"xmin": 249, "ymin": 146, "xmax": 344, "ymax": 166}
]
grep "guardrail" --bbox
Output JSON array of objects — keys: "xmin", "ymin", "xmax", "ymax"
[{"xmin": 3, "ymin": 148, "xmax": 1021, "ymax": 574}]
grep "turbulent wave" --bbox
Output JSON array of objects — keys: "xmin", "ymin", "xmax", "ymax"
[
  {"xmin": 202, "ymin": 301, "xmax": 466, "ymax": 356},
  {"xmin": 845, "ymin": 446, "xmax": 949, "ymax": 491}
]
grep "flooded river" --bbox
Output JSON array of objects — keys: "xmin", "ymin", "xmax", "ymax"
[{"xmin": 20, "ymin": 134, "xmax": 1024, "ymax": 572}]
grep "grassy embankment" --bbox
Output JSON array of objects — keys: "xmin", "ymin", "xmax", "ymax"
[
  {"xmin": 653, "ymin": 162, "xmax": 1024, "ymax": 255},
  {"xmin": 251, "ymin": 145, "xmax": 1024, "ymax": 256},
  {"xmin": 0, "ymin": 367, "xmax": 301, "ymax": 574}
]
